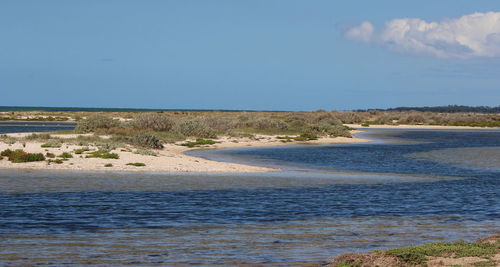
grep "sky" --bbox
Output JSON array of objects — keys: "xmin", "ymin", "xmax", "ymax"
[{"xmin": 1, "ymin": 0, "xmax": 499, "ymax": 111}]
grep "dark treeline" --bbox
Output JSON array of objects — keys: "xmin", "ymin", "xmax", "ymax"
[{"xmin": 355, "ymin": 105, "xmax": 500, "ymax": 113}]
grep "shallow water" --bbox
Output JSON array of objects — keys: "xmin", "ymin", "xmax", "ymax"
[
  {"xmin": 0, "ymin": 121, "xmax": 76, "ymax": 134},
  {"xmin": 0, "ymin": 128, "xmax": 499, "ymax": 265}
]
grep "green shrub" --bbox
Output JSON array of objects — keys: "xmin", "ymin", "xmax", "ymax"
[
  {"xmin": 174, "ymin": 119, "xmax": 217, "ymax": 138},
  {"xmin": 25, "ymin": 133, "xmax": 52, "ymax": 140},
  {"xmin": 48, "ymin": 159, "xmax": 64, "ymax": 164},
  {"xmin": 41, "ymin": 140, "xmax": 62, "ymax": 148},
  {"xmin": 293, "ymin": 133, "xmax": 318, "ymax": 141},
  {"xmin": 180, "ymin": 139, "xmax": 216, "ymax": 148},
  {"xmin": 1, "ymin": 149, "xmax": 45, "ymax": 163},
  {"xmin": 46, "ymin": 153, "xmax": 56, "ymax": 158},
  {"xmin": 328, "ymin": 125, "xmax": 352, "ymax": 137},
  {"xmin": 58, "ymin": 152, "xmax": 73, "ymax": 159},
  {"xmin": 76, "ymin": 115, "xmax": 120, "ymax": 133},
  {"xmin": 86, "ymin": 151, "xmax": 119, "ymax": 159},
  {"xmin": 74, "ymin": 147, "xmax": 90, "ymax": 154},
  {"xmin": 104, "ymin": 163, "xmax": 113, "ymax": 167},
  {"xmin": 131, "ymin": 113, "xmax": 175, "ymax": 132},
  {"xmin": 361, "ymin": 122, "xmax": 370, "ymax": 127},
  {"xmin": 134, "ymin": 149, "xmax": 159, "ymax": 156},
  {"xmin": 126, "ymin": 162, "xmax": 146, "ymax": 167},
  {"xmin": 129, "ymin": 133, "xmax": 164, "ymax": 149},
  {"xmin": 0, "ymin": 149, "xmax": 12, "ymax": 157}
]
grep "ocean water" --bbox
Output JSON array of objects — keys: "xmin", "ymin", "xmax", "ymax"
[{"xmin": 0, "ymin": 128, "xmax": 499, "ymax": 265}]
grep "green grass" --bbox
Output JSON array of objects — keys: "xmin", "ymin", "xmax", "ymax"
[
  {"xmin": 85, "ymin": 151, "xmax": 119, "ymax": 159},
  {"xmin": 387, "ymin": 241, "xmax": 499, "ymax": 265},
  {"xmin": 180, "ymin": 139, "xmax": 217, "ymax": 148},
  {"xmin": 126, "ymin": 162, "xmax": 146, "ymax": 167}
]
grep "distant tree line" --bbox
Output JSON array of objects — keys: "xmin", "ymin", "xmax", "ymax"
[{"xmin": 354, "ymin": 105, "xmax": 500, "ymax": 113}]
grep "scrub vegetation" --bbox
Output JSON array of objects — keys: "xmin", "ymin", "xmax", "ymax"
[{"xmin": 331, "ymin": 234, "xmax": 500, "ymax": 267}]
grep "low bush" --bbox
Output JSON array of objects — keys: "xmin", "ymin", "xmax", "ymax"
[
  {"xmin": 126, "ymin": 162, "xmax": 146, "ymax": 167},
  {"xmin": 128, "ymin": 133, "xmax": 164, "ymax": 149},
  {"xmin": 46, "ymin": 153, "xmax": 56, "ymax": 158},
  {"xmin": 41, "ymin": 140, "xmax": 62, "ymax": 148},
  {"xmin": 104, "ymin": 163, "xmax": 113, "ymax": 167},
  {"xmin": 180, "ymin": 139, "xmax": 216, "ymax": 148},
  {"xmin": 58, "ymin": 152, "xmax": 73, "ymax": 159},
  {"xmin": 25, "ymin": 133, "xmax": 52, "ymax": 140},
  {"xmin": 134, "ymin": 149, "xmax": 159, "ymax": 156},
  {"xmin": 131, "ymin": 113, "xmax": 175, "ymax": 132},
  {"xmin": 86, "ymin": 151, "xmax": 119, "ymax": 159},
  {"xmin": 76, "ymin": 115, "xmax": 120, "ymax": 133},
  {"xmin": 74, "ymin": 147, "xmax": 90, "ymax": 154},
  {"xmin": 174, "ymin": 119, "xmax": 217, "ymax": 138},
  {"xmin": 1, "ymin": 149, "xmax": 45, "ymax": 163},
  {"xmin": 48, "ymin": 159, "xmax": 64, "ymax": 164}
]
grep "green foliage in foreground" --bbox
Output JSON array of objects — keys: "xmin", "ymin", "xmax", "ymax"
[
  {"xmin": 126, "ymin": 162, "xmax": 146, "ymax": 167},
  {"xmin": 1, "ymin": 149, "xmax": 45, "ymax": 163},
  {"xmin": 85, "ymin": 151, "xmax": 119, "ymax": 159},
  {"xmin": 180, "ymin": 139, "xmax": 216, "ymax": 148},
  {"xmin": 386, "ymin": 240, "xmax": 499, "ymax": 265}
]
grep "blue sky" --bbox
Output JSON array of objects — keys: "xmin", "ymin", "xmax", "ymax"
[{"xmin": 1, "ymin": 0, "xmax": 499, "ymax": 110}]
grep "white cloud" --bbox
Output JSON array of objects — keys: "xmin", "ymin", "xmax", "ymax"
[
  {"xmin": 345, "ymin": 12, "xmax": 500, "ymax": 58},
  {"xmin": 345, "ymin": 21, "xmax": 374, "ymax": 43}
]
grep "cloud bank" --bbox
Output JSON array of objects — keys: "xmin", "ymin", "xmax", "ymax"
[{"xmin": 345, "ymin": 12, "xmax": 500, "ymax": 58}]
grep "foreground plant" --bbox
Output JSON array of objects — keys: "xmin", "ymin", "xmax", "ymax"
[
  {"xmin": 1, "ymin": 149, "xmax": 45, "ymax": 163},
  {"xmin": 331, "ymin": 235, "xmax": 500, "ymax": 267}
]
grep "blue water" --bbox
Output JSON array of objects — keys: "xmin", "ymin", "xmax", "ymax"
[
  {"xmin": 0, "ymin": 121, "xmax": 76, "ymax": 134},
  {"xmin": 0, "ymin": 128, "xmax": 499, "ymax": 265}
]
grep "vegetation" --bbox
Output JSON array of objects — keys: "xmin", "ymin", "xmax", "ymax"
[
  {"xmin": 331, "ymin": 235, "xmax": 500, "ymax": 267},
  {"xmin": 76, "ymin": 115, "xmax": 120, "ymax": 133},
  {"xmin": 126, "ymin": 162, "xmax": 146, "ymax": 167},
  {"xmin": 104, "ymin": 163, "xmax": 113, "ymax": 167},
  {"xmin": 134, "ymin": 149, "xmax": 158, "ymax": 156},
  {"xmin": 40, "ymin": 140, "xmax": 62, "ymax": 148},
  {"xmin": 128, "ymin": 133, "xmax": 163, "ymax": 149},
  {"xmin": 74, "ymin": 147, "xmax": 90, "ymax": 154},
  {"xmin": 180, "ymin": 139, "xmax": 217, "ymax": 148},
  {"xmin": 58, "ymin": 152, "xmax": 73, "ymax": 159},
  {"xmin": 85, "ymin": 151, "xmax": 119, "ymax": 159},
  {"xmin": 1, "ymin": 149, "xmax": 45, "ymax": 163}
]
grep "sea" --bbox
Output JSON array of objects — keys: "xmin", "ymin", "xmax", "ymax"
[{"xmin": 0, "ymin": 123, "xmax": 498, "ymax": 265}]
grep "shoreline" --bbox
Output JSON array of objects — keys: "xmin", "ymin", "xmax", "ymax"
[
  {"xmin": 0, "ymin": 124, "xmax": 496, "ymax": 174},
  {"xmin": 0, "ymin": 131, "xmax": 370, "ymax": 174}
]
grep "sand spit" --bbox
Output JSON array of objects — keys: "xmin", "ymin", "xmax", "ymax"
[
  {"xmin": 346, "ymin": 124, "xmax": 500, "ymax": 130},
  {"xmin": 0, "ymin": 132, "xmax": 369, "ymax": 173}
]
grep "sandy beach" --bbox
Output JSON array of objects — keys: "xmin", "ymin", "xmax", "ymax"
[{"xmin": 0, "ymin": 131, "xmax": 369, "ymax": 173}]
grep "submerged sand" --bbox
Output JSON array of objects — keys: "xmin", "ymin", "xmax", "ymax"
[{"xmin": 0, "ymin": 132, "xmax": 369, "ymax": 173}]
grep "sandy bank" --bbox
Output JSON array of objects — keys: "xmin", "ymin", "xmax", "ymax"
[
  {"xmin": 0, "ymin": 132, "xmax": 369, "ymax": 173},
  {"xmin": 346, "ymin": 124, "xmax": 500, "ymax": 129}
]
